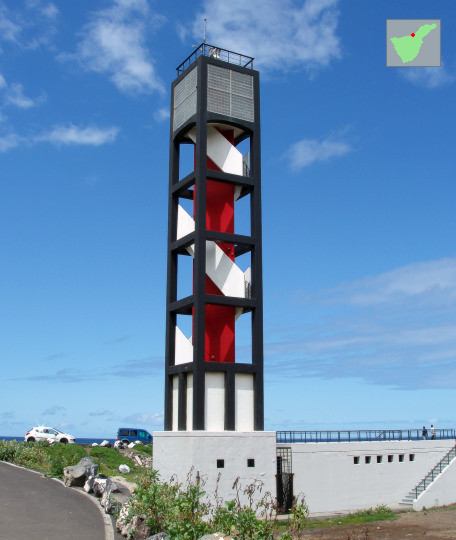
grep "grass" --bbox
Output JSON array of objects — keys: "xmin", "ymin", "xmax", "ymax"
[
  {"xmin": 0, "ymin": 439, "xmax": 87, "ymax": 476},
  {"xmin": 88, "ymin": 446, "xmax": 138, "ymax": 478},
  {"xmin": 0, "ymin": 440, "xmax": 145, "ymax": 480},
  {"xmin": 131, "ymin": 443, "xmax": 153, "ymax": 456},
  {"xmin": 277, "ymin": 505, "xmax": 397, "ymax": 531}
]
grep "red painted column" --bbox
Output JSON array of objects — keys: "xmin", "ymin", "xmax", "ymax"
[{"xmin": 194, "ymin": 128, "xmax": 236, "ymax": 363}]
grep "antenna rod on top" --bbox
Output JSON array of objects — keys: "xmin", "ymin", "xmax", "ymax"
[{"xmin": 203, "ymin": 18, "xmax": 207, "ymax": 43}]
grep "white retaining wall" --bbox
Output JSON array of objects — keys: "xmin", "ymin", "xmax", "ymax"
[
  {"xmin": 283, "ymin": 440, "xmax": 455, "ymax": 515},
  {"xmin": 154, "ymin": 431, "xmax": 276, "ymax": 509},
  {"xmin": 414, "ymin": 456, "xmax": 456, "ymax": 510}
]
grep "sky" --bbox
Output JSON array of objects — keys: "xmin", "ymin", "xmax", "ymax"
[{"xmin": 1, "ymin": 0, "xmax": 455, "ymax": 439}]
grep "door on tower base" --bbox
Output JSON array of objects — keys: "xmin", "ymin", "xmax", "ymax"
[{"xmin": 276, "ymin": 447, "xmax": 293, "ymax": 513}]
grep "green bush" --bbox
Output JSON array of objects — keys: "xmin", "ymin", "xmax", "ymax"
[
  {"xmin": 0, "ymin": 440, "xmax": 86, "ymax": 477},
  {"xmin": 89, "ymin": 446, "xmax": 136, "ymax": 476}
]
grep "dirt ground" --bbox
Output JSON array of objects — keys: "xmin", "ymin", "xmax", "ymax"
[{"xmin": 297, "ymin": 506, "xmax": 456, "ymax": 539}]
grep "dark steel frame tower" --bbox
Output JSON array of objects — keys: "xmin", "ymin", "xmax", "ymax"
[{"xmin": 164, "ymin": 44, "xmax": 263, "ymax": 432}]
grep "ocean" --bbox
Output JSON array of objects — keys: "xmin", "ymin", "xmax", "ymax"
[{"xmin": 1, "ymin": 436, "xmax": 117, "ymax": 445}]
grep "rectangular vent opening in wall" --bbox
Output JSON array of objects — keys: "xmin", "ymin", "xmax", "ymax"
[
  {"xmin": 365, "ymin": 456, "xmax": 371, "ymax": 464},
  {"xmin": 353, "ymin": 456, "xmax": 360, "ymax": 465},
  {"xmin": 388, "ymin": 455, "xmax": 393, "ymax": 463},
  {"xmin": 409, "ymin": 454, "xmax": 415, "ymax": 461},
  {"xmin": 399, "ymin": 454, "xmax": 404, "ymax": 462},
  {"xmin": 217, "ymin": 459, "xmax": 225, "ymax": 468},
  {"xmin": 247, "ymin": 458, "xmax": 255, "ymax": 468},
  {"xmin": 377, "ymin": 455, "xmax": 383, "ymax": 463}
]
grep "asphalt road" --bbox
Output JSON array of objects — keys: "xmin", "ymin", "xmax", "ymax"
[{"xmin": 0, "ymin": 461, "xmax": 112, "ymax": 540}]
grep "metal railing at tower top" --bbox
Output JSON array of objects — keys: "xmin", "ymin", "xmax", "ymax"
[
  {"xmin": 276, "ymin": 429, "xmax": 456, "ymax": 444},
  {"xmin": 177, "ymin": 43, "xmax": 254, "ymax": 75}
]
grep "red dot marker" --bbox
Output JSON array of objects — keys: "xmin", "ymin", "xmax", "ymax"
[{"xmin": 411, "ymin": 32, "xmax": 415, "ymax": 37}]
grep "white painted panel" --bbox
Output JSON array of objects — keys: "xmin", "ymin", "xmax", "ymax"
[
  {"xmin": 207, "ymin": 126, "xmax": 243, "ymax": 175},
  {"xmin": 235, "ymin": 373, "xmax": 254, "ymax": 431},
  {"xmin": 286, "ymin": 439, "xmax": 456, "ymax": 515},
  {"xmin": 172, "ymin": 375, "xmax": 178, "ymax": 431},
  {"xmin": 205, "ymin": 372, "xmax": 225, "ymax": 431},
  {"xmin": 186, "ymin": 373, "xmax": 193, "ymax": 431},
  {"xmin": 205, "ymin": 241, "xmax": 245, "ymax": 297},
  {"xmin": 175, "ymin": 326, "xmax": 193, "ymax": 365},
  {"xmin": 153, "ymin": 431, "xmax": 276, "ymax": 512},
  {"xmin": 186, "ymin": 126, "xmax": 243, "ymax": 176},
  {"xmin": 177, "ymin": 205, "xmax": 195, "ymax": 249}
]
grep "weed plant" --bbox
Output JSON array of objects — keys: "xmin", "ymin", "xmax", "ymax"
[{"xmin": 126, "ymin": 469, "xmax": 308, "ymax": 539}]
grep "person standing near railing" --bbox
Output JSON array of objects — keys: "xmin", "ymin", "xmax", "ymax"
[
  {"xmin": 422, "ymin": 426, "xmax": 428, "ymax": 439},
  {"xmin": 430, "ymin": 425, "xmax": 436, "ymax": 439}
]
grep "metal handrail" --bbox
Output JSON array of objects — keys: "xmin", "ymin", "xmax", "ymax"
[
  {"xmin": 413, "ymin": 445, "xmax": 456, "ymax": 499},
  {"xmin": 177, "ymin": 43, "xmax": 254, "ymax": 75},
  {"xmin": 276, "ymin": 429, "xmax": 456, "ymax": 444}
]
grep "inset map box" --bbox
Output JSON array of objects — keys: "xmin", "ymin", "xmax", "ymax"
[{"xmin": 387, "ymin": 19, "xmax": 441, "ymax": 67}]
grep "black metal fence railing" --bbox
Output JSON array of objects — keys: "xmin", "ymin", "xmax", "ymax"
[
  {"xmin": 177, "ymin": 43, "xmax": 254, "ymax": 75},
  {"xmin": 276, "ymin": 429, "xmax": 456, "ymax": 444}
]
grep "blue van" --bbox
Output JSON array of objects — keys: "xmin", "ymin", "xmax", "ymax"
[{"xmin": 117, "ymin": 428, "xmax": 153, "ymax": 444}]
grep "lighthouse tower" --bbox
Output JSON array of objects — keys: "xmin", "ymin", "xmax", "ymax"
[{"xmin": 153, "ymin": 44, "xmax": 276, "ymax": 503}]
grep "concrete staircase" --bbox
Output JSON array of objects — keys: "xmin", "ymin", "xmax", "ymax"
[{"xmin": 400, "ymin": 444, "xmax": 456, "ymax": 508}]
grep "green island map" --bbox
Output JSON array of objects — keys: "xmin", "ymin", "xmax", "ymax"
[{"xmin": 390, "ymin": 23, "xmax": 437, "ymax": 63}]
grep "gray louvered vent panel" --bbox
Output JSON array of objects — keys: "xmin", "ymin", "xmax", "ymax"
[
  {"xmin": 173, "ymin": 68, "xmax": 197, "ymax": 132},
  {"xmin": 207, "ymin": 65, "xmax": 254, "ymax": 122}
]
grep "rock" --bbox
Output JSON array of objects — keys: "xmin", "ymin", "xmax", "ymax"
[
  {"xmin": 114, "ymin": 440, "xmax": 125, "ymax": 449},
  {"xmin": 109, "ymin": 475, "xmax": 138, "ymax": 494},
  {"xmin": 131, "ymin": 518, "xmax": 153, "ymax": 539},
  {"xmin": 93, "ymin": 477, "xmax": 108, "ymax": 498},
  {"xmin": 134, "ymin": 440, "xmax": 143, "ymax": 445},
  {"xmin": 63, "ymin": 457, "xmax": 99, "ymax": 487},
  {"xmin": 101, "ymin": 477, "xmax": 132, "ymax": 514},
  {"xmin": 100, "ymin": 440, "xmax": 112, "ymax": 447},
  {"xmin": 91, "ymin": 442, "xmax": 98, "ymax": 447},
  {"xmin": 119, "ymin": 464, "xmax": 131, "ymax": 474},
  {"xmin": 128, "ymin": 442, "xmax": 136, "ymax": 449},
  {"xmin": 84, "ymin": 473, "xmax": 108, "ymax": 494},
  {"xmin": 118, "ymin": 514, "xmax": 143, "ymax": 537},
  {"xmin": 116, "ymin": 501, "xmax": 131, "ymax": 535},
  {"xmin": 119, "ymin": 449, "xmax": 153, "ymax": 468}
]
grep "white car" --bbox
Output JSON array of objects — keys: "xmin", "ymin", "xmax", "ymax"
[{"xmin": 24, "ymin": 426, "xmax": 75, "ymax": 444}]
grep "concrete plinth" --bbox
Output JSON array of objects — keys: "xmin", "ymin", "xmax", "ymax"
[{"xmin": 153, "ymin": 431, "xmax": 277, "ymax": 509}]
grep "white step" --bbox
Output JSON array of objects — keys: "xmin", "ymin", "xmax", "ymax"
[
  {"xmin": 187, "ymin": 126, "xmax": 243, "ymax": 175},
  {"xmin": 175, "ymin": 326, "xmax": 193, "ymax": 365},
  {"xmin": 177, "ymin": 205, "xmax": 250, "ymax": 299}
]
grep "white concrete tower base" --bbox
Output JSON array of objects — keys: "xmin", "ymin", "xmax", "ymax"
[{"xmin": 153, "ymin": 431, "xmax": 277, "ymax": 509}]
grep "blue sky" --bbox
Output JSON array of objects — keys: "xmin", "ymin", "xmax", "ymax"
[{"xmin": 1, "ymin": 0, "xmax": 455, "ymax": 438}]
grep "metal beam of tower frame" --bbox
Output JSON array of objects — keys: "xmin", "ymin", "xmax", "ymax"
[{"xmin": 164, "ymin": 45, "xmax": 264, "ymax": 432}]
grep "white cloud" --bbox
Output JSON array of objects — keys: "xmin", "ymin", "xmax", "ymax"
[
  {"xmin": 4, "ymin": 82, "xmax": 45, "ymax": 109},
  {"xmin": 0, "ymin": 132, "xmax": 22, "ymax": 152},
  {"xmin": 286, "ymin": 134, "xmax": 352, "ymax": 170},
  {"xmin": 331, "ymin": 257, "xmax": 456, "ymax": 306},
  {"xmin": 122, "ymin": 411, "xmax": 163, "ymax": 426},
  {"xmin": 89, "ymin": 408, "xmax": 113, "ymax": 417},
  {"xmin": 74, "ymin": 0, "xmax": 164, "ymax": 95},
  {"xmin": 42, "ymin": 405, "xmax": 66, "ymax": 415},
  {"xmin": 37, "ymin": 124, "xmax": 120, "ymax": 146},
  {"xmin": 0, "ymin": 4, "xmax": 21, "ymax": 43},
  {"xmin": 154, "ymin": 107, "xmax": 170, "ymax": 122},
  {"xmin": 401, "ymin": 64, "xmax": 454, "ymax": 89},
  {"xmin": 25, "ymin": 0, "xmax": 58, "ymax": 20},
  {"xmin": 266, "ymin": 256, "xmax": 456, "ymax": 390},
  {"xmin": 191, "ymin": 0, "xmax": 341, "ymax": 72}
]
